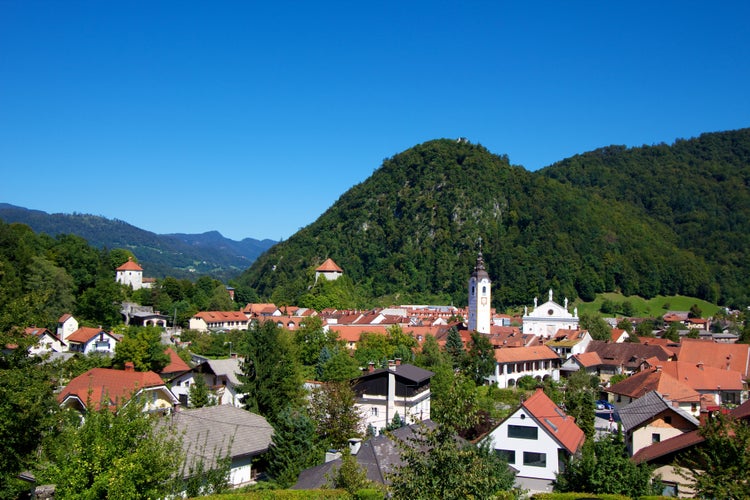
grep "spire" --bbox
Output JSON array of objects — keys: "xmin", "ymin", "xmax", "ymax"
[{"xmin": 472, "ymin": 237, "xmax": 489, "ymax": 279}]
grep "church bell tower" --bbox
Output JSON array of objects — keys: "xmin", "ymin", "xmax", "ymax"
[{"xmin": 467, "ymin": 242, "xmax": 491, "ymax": 334}]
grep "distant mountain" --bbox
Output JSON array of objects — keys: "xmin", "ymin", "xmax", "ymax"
[
  {"xmin": 237, "ymin": 129, "xmax": 750, "ymax": 309},
  {"xmin": 0, "ymin": 204, "xmax": 276, "ymax": 281}
]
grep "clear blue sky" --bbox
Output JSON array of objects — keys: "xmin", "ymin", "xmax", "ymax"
[{"xmin": 2, "ymin": 1, "xmax": 749, "ymax": 241}]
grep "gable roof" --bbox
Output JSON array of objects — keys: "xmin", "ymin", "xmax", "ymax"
[
  {"xmin": 316, "ymin": 258, "xmax": 343, "ymax": 273},
  {"xmin": 192, "ymin": 311, "xmax": 249, "ymax": 322},
  {"xmin": 293, "ymin": 420, "xmax": 440, "ymax": 489},
  {"xmin": 66, "ymin": 327, "xmax": 116, "ymax": 344},
  {"xmin": 586, "ymin": 340, "xmax": 673, "ymax": 369},
  {"xmin": 355, "ymin": 363, "xmax": 434, "ymax": 385},
  {"xmin": 58, "ymin": 313, "xmax": 73, "ymax": 323},
  {"xmin": 659, "ymin": 360, "xmax": 745, "ymax": 391},
  {"xmin": 570, "ymin": 351, "xmax": 602, "ymax": 368},
  {"xmin": 675, "ymin": 338, "xmax": 750, "ymax": 378},
  {"xmin": 605, "ymin": 367, "xmax": 701, "ymax": 403},
  {"xmin": 159, "ymin": 348, "xmax": 191, "ymax": 375},
  {"xmin": 58, "ymin": 367, "xmax": 167, "ymax": 410},
  {"xmin": 494, "ymin": 345, "xmax": 559, "ymax": 363},
  {"xmin": 169, "ymin": 405, "xmax": 273, "ymax": 472},
  {"xmin": 619, "ymin": 391, "xmax": 700, "ymax": 433},
  {"xmin": 519, "ymin": 388, "xmax": 585, "ymax": 454},
  {"xmin": 633, "ymin": 398, "xmax": 750, "ymax": 465},
  {"xmin": 116, "ymin": 257, "xmax": 143, "ymax": 271}
]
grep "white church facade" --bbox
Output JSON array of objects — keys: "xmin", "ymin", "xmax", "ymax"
[{"xmin": 522, "ymin": 289, "xmax": 579, "ymax": 339}]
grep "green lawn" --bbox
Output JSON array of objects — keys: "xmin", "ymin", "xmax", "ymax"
[{"xmin": 574, "ymin": 293, "xmax": 720, "ymax": 319}]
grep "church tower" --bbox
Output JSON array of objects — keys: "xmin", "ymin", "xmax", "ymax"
[{"xmin": 467, "ymin": 249, "xmax": 491, "ymax": 334}]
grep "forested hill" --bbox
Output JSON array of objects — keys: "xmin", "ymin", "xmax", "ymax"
[
  {"xmin": 0, "ymin": 204, "xmax": 275, "ymax": 281},
  {"xmin": 540, "ymin": 128, "xmax": 750, "ymax": 306},
  {"xmin": 237, "ymin": 137, "xmax": 718, "ymax": 309}
]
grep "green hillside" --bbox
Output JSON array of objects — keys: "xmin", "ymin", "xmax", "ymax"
[
  {"xmin": 540, "ymin": 128, "xmax": 750, "ymax": 307},
  {"xmin": 237, "ymin": 138, "xmax": 720, "ymax": 309}
]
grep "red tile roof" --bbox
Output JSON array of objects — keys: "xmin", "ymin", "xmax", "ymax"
[
  {"xmin": 160, "ymin": 348, "xmax": 191, "ymax": 375},
  {"xmin": 192, "ymin": 311, "xmax": 248, "ymax": 322},
  {"xmin": 116, "ymin": 257, "xmax": 143, "ymax": 271},
  {"xmin": 67, "ymin": 327, "xmax": 113, "ymax": 344},
  {"xmin": 605, "ymin": 367, "xmax": 701, "ymax": 403},
  {"xmin": 494, "ymin": 345, "xmax": 559, "ymax": 363},
  {"xmin": 571, "ymin": 351, "xmax": 602, "ymax": 368},
  {"xmin": 316, "ymin": 258, "xmax": 343, "ymax": 273},
  {"xmin": 522, "ymin": 388, "xmax": 585, "ymax": 454},
  {"xmin": 675, "ymin": 339, "xmax": 750, "ymax": 378},
  {"xmin": 58, "ymin": 313, "xmax": 73, "ymax": 323},
  {"xmin": 659, "ymin": 360, "xmax": 744, "ymax": 391},
  {"xmin": 58, "ymin": 367, "xmax": 166, "ymax": 410}
]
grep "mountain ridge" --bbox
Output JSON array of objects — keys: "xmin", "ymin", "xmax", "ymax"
[{"xmin": 0, "ymin": 203, "xmax": 276, "ymax": 281}]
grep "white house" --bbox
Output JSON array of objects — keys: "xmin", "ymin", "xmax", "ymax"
[
  {"xmin": 56, "ymin": 313, "xmax": 79, "ymax": 343},
  {"xmin": 544, "ymin": 329, "xmax": 592, "ymax": 359},
  {"xmin": 24, "ymin": 327, "xmax": 65, "ymax": 355},
  {"xmin": 522, "ymin": 289, "xmax": 579, "ymax": 339},
  {"xmin": 66, "ymin": 327, "xmax": 119, "ymax": 355},
  {"xmin": 484, "ymin": 388, "xmax": 585, "ymax": 493},
  {"xmin": 489, "ymin": 345, "xmax": 561, "ymax": 388},
  {"xmin": 170, "ymin": 358, "xmax": 245, "ymax": 408},
  {"xmin": 351, "ymin": 361, "xmax": 433, "ymax": 432},
  {"xmin": 169, "ymin": 405, "xmax": 274, "ymax": 488},
  {"xmin": 58, "ymin": 365, "xmax": 178, "ymax": 414},
  {"xmin": 188, "ymin": 311, "xmax": 250, "ymax": 332}
]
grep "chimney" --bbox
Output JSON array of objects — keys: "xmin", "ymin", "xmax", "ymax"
[
  {"xmin": 388, "ymin": 360, "xmax": 396, "ymax": 371},
  {"xmin": 367, "ymin": 362, "xmax": 375, "ymax": 373},
  {"xmin": 124, "ymin": 362, "xmax": 135, "ymax": 372},
  {"xmin": 697, "ymin": 362, "xmax": 704, "ymax": 370},
  {"xmin": 395, "ymin": 358, "xmax": 402, "ymax": 366},
  {"xmin": 656, "ymin": 365, "xmax": 662, "ymax": 372},
  {"xmin": 348, "ymin": 438, "xmax": 362, "ymax": 456}
]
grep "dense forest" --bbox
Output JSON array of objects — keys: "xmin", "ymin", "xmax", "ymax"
[
  {"xmin": 238, "ymin": 131, "xmax": 750, "ymax": 308},
  {"xmin": 0, "ymin": 221, "xmax": 256, "ymax": 332},
  {"xmin": 0, "ymin": 204, "xmax": 275, "ymax": 281}
]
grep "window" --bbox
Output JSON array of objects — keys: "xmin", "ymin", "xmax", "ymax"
[
  {"xmin": 371, "ymin": 407, "xmax": 379, "ymax": 417},
  {"xmin": 507, "ymin": 363, "xmax": 514, "ymax": 374},
  {"xmin": 496, "ymin": 449, "xmax": 515, "ymax": 464},
  {"xmin": 523, "ymin": 451, "xmax": 546, "ymax": 467},
  {"xmin": 652, "ymin": 433, "xmax": 661, "ymax": 444},
  {"xmin": 508, "ymin": 425, "xmax": 538, "ymax": 440}
]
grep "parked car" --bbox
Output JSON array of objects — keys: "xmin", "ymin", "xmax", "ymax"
[{"xmin": 596, "ymin": 400, "xmax": 614, "ymax": 411}]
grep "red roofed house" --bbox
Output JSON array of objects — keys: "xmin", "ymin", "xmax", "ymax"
[
  {"xmin": 605, "ymin": 366, "xmax": 702, "ymax": 416},
  {"xmin": 189, "ymin": 311, "xmax": 250, "ymax": 332},
  {"xmin": 490, "ymin": 345, "xmax": 561, "ymax": 388},
  {"xmin": 24, "ymin": 327, "xmax": 65, "ymax": 355},
  {"xmin": 315, "ymin": 258, "xmax": 343, "ymax": 281},
  {"xmin": 59, "ymin": 365, "xmax": 178, "ymax": 413},
  {"xmin": 484, "ymin": 387, "xmax": 585, "ymax": 493},
  {"xmin": 560, "ymin": 351, "xmax": 603, "ymax": 378},
  {"xmin": 675, "ymin": 338, "xmax": 750, "ymax": 378},
  {"xmin": 66, "ymin": 327, "xmax": 119, "ymax": 355},
  {"xmin": 57, "ymin": 313, "xmax": 79, "ymax": 343},
  {"xmin": 115, "ymin": 257, "xmax": 150, "ymax": 290}
]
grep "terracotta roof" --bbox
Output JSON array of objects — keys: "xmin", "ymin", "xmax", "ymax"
[
  {"xmin": 611, "ymin": 329, "xmax": 628, "ymax": 341},
  {"xmin": 58, "ymin": 313, "xmax": 73, "ymax": 323},
  {"xmin": 67, "ymin": 327, "xmax": 114, "ymax": 344},
  {"xmin": 571, "ymin": 351, "xmax": 602, "ymax": 368},
  {"xmin": 192, "ymin": 311, "xmax": 248, "ymax": 322},
  {"xmin": 631, "ymin": 427, "xmax": 703, "ymax": 464},
  {"xmin": 605, "ymin": 367, "xmax": 700, "ymax": 403},
  {"xmin": 659, "ymin": 360, "xmax": 744, "ymax": 391},
  {"xmin": 160, "ymin": 348, "xmax": 191, "ymax": 375},
  {"xmin": 116, "ymin": 257, "xmax": 143, "ymax": 271},
  {"xmin": 316, "ymin": 258, "xmax": 343, "ymax": 273},
  {"xmin": 58, "ymin": 367, "xmax": 166, "ymax": 410},
  {"xmin": 586, "ymin": 340, "xmax": 673, "ymax": 369},
  {"xmin": 328, "ymin": 325, "xmax": 389, "ymax": 343},
  {"xmin": 494, "ymin": 345, "xmax": 559, "ymax": 363},
  {"xmin": 675, "ymin": 338, "xmax": 750, "ymax": 378},
  {"xmin": 522, "ymin": 388, "xmax": 585, "ymax": 454}
]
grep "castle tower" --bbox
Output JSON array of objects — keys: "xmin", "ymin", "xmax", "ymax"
[{"xmin": 467, "ymin": 250, "xmax": 491, "ymax": 334}]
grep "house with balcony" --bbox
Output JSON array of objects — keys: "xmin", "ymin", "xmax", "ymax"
[{"xmin": 489, "ymin": 345, "xmax": 561, "ymax": 388}]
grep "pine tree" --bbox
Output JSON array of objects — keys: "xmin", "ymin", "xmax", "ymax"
[
  {"xmin": 445, "ymin": 326, "xmax": 465, "ymax": 369},
  {"xmin": 266, "ymin": 407, "xmax": 323, "ymax": 488},
  {"xmin": 188, "ymin": 374, "xmax": 212, "ymax": 408}
]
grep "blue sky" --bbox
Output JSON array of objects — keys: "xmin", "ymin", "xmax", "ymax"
[{"xmin": 2, "ymin": 1, "xmax": 749, "ymax": 241}]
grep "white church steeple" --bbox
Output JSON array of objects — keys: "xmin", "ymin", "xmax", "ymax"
[{"xmin": 467, "ymin": 240, "xmax": 491, "ymax": 334}]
